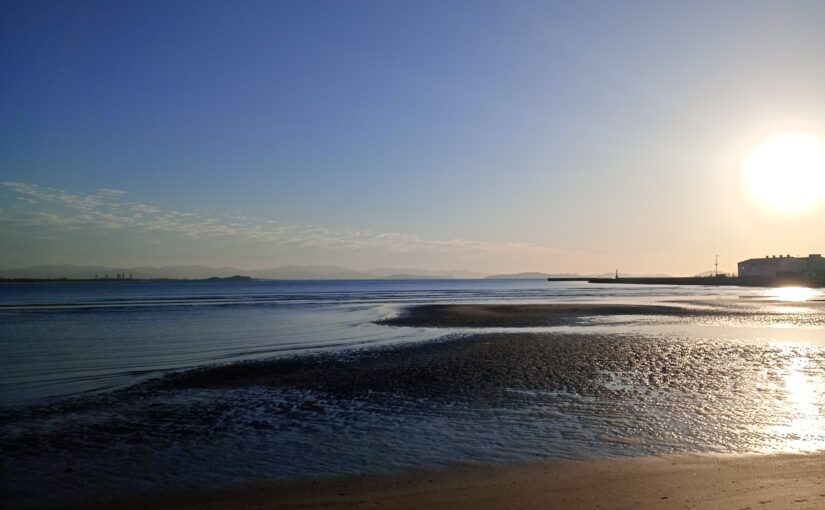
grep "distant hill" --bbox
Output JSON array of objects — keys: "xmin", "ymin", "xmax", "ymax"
[
  {"xmin": 205, "ymin": 275, "xmax": 253, "ymax": 281},
  {"xmin": 369, "ymin": 267, "xmax": 484, "ymax": 279},
  {"xmin": 485, "ymin": 272, "xmax": 578, "ymax": 280},
  {"xmin": 592, "ymin": 272, "xmax": 673, "ymax": 278},
  {"xmin": 591, "ymin": 272, "xmax": 674, "ymax": 278},
  {"xmin": 247, "ymin": 265, "xmax": 372, "ymax": 280},
  {"xmin": 693, "ymin": 270, "xmax": 734, "ymax": 277},
  {"xmin": 0, "ymin": 264, "xmax": 484, "ymax": 280},
  {"xmin": 379, "ymin": 274, "xmax": 452, "ymax": 280},
  {"xmin": 245, "ymin": 265, "xmax": 482, "ymax": 280}
]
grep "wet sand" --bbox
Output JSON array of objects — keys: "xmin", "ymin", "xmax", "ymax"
[
  {"xmin": 68, "ymin": 452, "xmax": 825, "ymax": 510},
  {"xmin": 149, "ymin": 330, "xmax": 785, "ymax": 403},
  {"xmin": 378, "ymin": 303, "xmax": 719, "ymax": 328}
]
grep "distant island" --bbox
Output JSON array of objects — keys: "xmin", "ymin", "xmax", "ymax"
[{"xmin": 204, "ymin": 275, "xmax": 253, "ymax": 282}]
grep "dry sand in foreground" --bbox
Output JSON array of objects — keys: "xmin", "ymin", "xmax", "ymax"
[{"xmin": 76, "ymin": 453, "xmax": 825, "ymax": 510}]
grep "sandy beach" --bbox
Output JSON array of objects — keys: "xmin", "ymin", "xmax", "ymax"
[{"xmin": 67, "ymin": 452, "xmax": 825, "ymax": 510}]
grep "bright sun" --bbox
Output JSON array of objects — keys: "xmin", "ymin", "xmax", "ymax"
[{"xmin": 742, "ymin": 131, "xmax": 825, "ymax": 214}]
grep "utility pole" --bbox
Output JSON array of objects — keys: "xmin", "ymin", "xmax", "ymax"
[{"xmin": 715, "ymin": 255, "xmax": 719, "ymax": 277}]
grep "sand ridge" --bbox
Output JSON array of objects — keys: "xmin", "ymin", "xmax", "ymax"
[{"xmin": 377, "ymin": 303, "xmax": 728, "ymax": 328}]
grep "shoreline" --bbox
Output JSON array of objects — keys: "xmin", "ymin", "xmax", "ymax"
[{"xmin": 61, "ymin": 452, "xmax": 825, "ymax": 509}]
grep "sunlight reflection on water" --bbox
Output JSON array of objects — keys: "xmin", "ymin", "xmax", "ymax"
[
  {"xmin": 765, "ymin": 287, "xmax": 823, "ymax": 302},
  {"xmin": 765, "ymin": 342, "xmax": 825, "ymax": 453}
]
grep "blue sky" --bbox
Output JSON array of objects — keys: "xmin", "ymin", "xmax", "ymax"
[{"xmin": 2, "ymin": 1, "xmax": 824, "ymax": 274}]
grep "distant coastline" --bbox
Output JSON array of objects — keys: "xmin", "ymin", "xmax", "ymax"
[
  {"xmin": 4, "ymin": 274, "xmax": 823, "ymax": 287},
  {"xmin": 5, "ymin": 264, "xmax": 822, "ymax": 287},
  {"xmin": 0, "ymin": 264, "xmax": 678, "ymax": 281},
  {"xmin": 0, "ymin": 275, "xmax": 255, "ymax": 284}
]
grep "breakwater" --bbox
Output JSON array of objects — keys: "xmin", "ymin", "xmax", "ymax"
[{"xmin": 585, "ymin": 276, "xmax": 824, "ymax": 288}]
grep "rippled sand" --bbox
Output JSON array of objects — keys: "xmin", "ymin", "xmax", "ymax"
[{"xmin": 150, "ymin": 331, "xmax": 822, "ymax": 407}]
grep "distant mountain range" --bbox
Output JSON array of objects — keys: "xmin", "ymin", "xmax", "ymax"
[
  {"xmin": 0, "ymin": 264, "xmax": 678, "ymax": 281},
  {"xmin": 0, "ymin": 264, "xmax": 486, "ymax": 280},
  {"xmin": 486, "ymin": 272, "xmax": 585, "ymax": 279}
]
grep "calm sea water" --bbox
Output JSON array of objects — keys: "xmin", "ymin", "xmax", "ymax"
[
  {"xmin": 2, "ymin": 280, "xmax": 824, "ymax": 508},
  {"xmin": 0, "ymin": 279, "xmax": 755, "ymax": 407}
]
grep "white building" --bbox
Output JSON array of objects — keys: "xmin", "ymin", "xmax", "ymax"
[{"xmin": 738, "ymin": 254, "xmax": 825, "ymax": 279}]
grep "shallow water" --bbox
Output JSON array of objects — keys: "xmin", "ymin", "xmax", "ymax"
[
  {"xmin": 2, "ymin": 279, "xmax": 779, "ymax": 407},
  {"xmin": 1, "ymin": 280, "xmax": 824, "ymax": 508}
]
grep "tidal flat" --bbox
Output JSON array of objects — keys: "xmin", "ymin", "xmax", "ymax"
[{"xmin": 2, "ymin": 282, "xmax": 824, "ymax": 509}]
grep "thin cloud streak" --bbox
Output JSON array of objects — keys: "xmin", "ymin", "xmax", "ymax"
[{"xmin": 0, "ymin": 181, "xmax": 576, "ymax": 262}]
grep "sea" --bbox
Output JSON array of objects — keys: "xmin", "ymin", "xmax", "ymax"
[{"xmin": 1, "ymin": 279, "xmax": 824, "ymax": 507}]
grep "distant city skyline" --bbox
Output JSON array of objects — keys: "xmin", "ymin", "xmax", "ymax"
[{"xmin": 2, "ymin": 1, "xmax": 824, "ymax": 275}]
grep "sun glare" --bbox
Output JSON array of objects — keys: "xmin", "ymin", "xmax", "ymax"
[
  {"xmin": 766, "ymin": 287, "xmax": 822, "ymax": 302},
  {"xmin": 742, "ymin": 132, "xmax": 825, "ymax": 214}
]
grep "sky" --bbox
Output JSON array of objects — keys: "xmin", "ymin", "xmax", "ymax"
[{"xmin": 1, "ymin": 0, "xmax": 824, "ymax": 275}]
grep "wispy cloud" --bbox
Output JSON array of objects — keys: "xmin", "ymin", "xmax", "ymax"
[
  {"xmin": 0, "ymin": 181, "xmax": 572, "ymax": 260},
  {"xmin": 2, "ymin": 181, "xmax": 128, "ymax": 211}
]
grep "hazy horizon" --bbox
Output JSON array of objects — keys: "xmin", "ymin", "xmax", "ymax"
[
  {"xmin": 2, "ymin": 1, "xmax": 824, "ymax": 276},
  {"xmin": 0, "ymin": 261, "xmax": 683, "ymax": 280}
]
